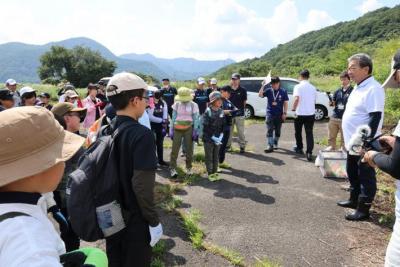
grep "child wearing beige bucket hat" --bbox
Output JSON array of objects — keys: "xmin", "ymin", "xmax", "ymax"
[{"xmin": 0, "ymin": 106, "xmax": 84, "ymax": 266}]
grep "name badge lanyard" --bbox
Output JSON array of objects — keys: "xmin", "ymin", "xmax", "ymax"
[{"xmin": 272, "ymin": 90, "xmax": 280, "ymax": 106}]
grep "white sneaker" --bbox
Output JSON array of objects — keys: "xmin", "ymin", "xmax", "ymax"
[
  {"xmin": 186, "ymin": 168, "xmax": 193, "ymax": 175},
  {"xmin": 170, "ymin": 169, "xmax": 178, "ymax": 178}
]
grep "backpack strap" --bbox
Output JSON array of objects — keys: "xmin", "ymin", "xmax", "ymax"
[
  {"xmin": 0, "ymin": 212, "xmax": 30, "ymax": 223},
  {"xmin": 111, "ymin": 120, "xmax": 136, "ymax": 140}
]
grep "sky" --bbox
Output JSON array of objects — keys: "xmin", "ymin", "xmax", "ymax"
[{"xmin": 0, "ymin": 0, "xmax": 398, "ymax": 61}]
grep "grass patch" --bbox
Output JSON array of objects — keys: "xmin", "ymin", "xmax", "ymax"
[
  {"xmin": 150, "ymin": 257, "xmax": 165, "ymax": 267},
  {"xmin": 179, "ymin": 209, "xmax": 204, "ymax": 249},
  {"xmin": 193, "ymin": 151, "xmax": 205, "ymax": 162},
  {"xmin": 374, "ymin": 170, "xmax": 396, "ymax": 227},
  {"xmin": 178, "ymin": 209, "xmax": 249, "ymax": 266},
  {"xmin": 253, "ymin": 257, "xmax": 281, "ymax": 267},
  {"xmin": 154, "ymin": 183, "xmax": 184, "ymax": 212},
  {"xmin": 204, "ymin": 242, "xmax": 245, "ymax": 266}
]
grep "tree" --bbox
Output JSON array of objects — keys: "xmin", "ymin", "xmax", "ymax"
[{"xmin": 39, "ymin": 45, "xmax": 116, "ymax": 87}]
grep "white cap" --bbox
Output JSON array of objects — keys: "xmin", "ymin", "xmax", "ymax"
[
  {"xmin": 106, "ymin": 72, "xmax": 148, "ymax": 97},
  {"xmin": 5, "ymin": 79, "xmax": 17, "ymax": 86},
  {"xmin": 197, "ymin": 77, "xmax": 206, "ymax": 85},
  {"xmin": 210, "ymin": 78, "xmax": 217, "ymax": 85},
  {"xmin": 19, "ymin": 86, "xmax": 36, "ymax": 98}
]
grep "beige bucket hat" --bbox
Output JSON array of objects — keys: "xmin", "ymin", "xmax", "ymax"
[{"xmin": 0, "ymin": 106, "xmax": 85, "ymax": 187}]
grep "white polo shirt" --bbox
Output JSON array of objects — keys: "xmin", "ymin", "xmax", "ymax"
[
  {"xmin": 0, "ymin": 193, "xmax": 65, "ymax": 267},
  {"xmin": 293, "ymin": 80, "xmax": 317, "ymax": 116},
  {"xmin": 342, "ymin": 76, "xmax": 385, "ymax": 150}
]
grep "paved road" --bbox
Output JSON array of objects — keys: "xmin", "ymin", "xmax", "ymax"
[{"xmin": 158, "ymin": 121, "xmax": 388, "ymax": 266}]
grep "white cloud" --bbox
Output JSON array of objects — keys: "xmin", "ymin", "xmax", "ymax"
[
  {"xmin": 184, "ymin": 0, "xmax": 336, "ymax": 60},
  {"xmin": 356, "ymin": 0, "xmax": 383, "ymax": 14}
]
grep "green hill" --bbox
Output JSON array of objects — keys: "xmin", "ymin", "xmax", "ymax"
[{"xmin": 213, "ymin": 5, "xmax": 400, "ymax": 83}]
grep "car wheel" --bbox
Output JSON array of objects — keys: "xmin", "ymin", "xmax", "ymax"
[
  {"xmin": 315, "ymin": 105, "xmax": 327, "ymax": 121},
  {"xmin": 244, "ymin": 105, "xmax": 254, "ymax": 119}
]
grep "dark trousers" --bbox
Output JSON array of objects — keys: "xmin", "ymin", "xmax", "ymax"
[
  {"xmin": 266, "ymin": 116, "xmax": 283, "ymax": 138},
  {"xmin": 151, "ymin": 123, "xmax": 164, "ymax": 163},
  {"xmin": 204, "ymin": 141, "xmax": 220, "ymax": 174},
  {"xmin": 346, "ymin": 153, "xmax": 377, "ymax": 202},
  {"xmin": 53, "ymin": 191, "xmax": 80, "ymax": 252},
  {"xmin": 106, "ymin": 219, "xmax": 151, "ymax": 267},
  {"xmin": 294, "ymin": 115, "xmax": 315, "ymax": 153},
  {"xmin": 219, "ymin": 128, "xmax": 230, "ymax": 163}
]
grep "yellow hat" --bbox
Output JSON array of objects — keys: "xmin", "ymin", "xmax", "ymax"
[{"xmin": 175, "ymin": 87, "xmax": 193, "ymax": 102}]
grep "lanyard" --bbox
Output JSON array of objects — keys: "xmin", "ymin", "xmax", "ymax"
[{"xmin": 272, "ymin": 89, "xmax": 280, "ymax": 102}]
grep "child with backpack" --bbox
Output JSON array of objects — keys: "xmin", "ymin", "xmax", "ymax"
[
  {"xmin": 169, "ymin": 87, "xmax": 200, "ymax": 178},
  {"xmin": 203, "ymin": 91, "xmax": 225, "ymax": 180},
  {"xmin": 0, "ymin": 106, "xmax": 84, "ymax": 266}
]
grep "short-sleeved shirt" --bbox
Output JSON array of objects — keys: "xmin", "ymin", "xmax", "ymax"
[
  {"xmin": 332, "ymin": 86, "xmax": 353, "ymax": 119},
  {"xmin": 193, "ymin": 89, "xmax": 209, "ymax": 115},
  {"xmin": 342, "ymin": 76, "xmax": 385, "ymax": 149},
  {"xmin": 229, "ymin": 86, "xmax": 247, "ymax": 116},
  {"xmin": 262, "ymin": 87, "xmax": 289, "ymax": 117},
  {"xmin": 293, "ymin": 80, "xmax": 317, "ymax": 116},
  {"xmin": 114, "ymin": 116, "xmax": 157, "ymax": 221},
  {"xmin": 161, "ymin": 87, "xmax": 177, "ymax": 109}
]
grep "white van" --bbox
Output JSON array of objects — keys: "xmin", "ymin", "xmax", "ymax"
[{"xmin": 240, "ymin": 77, "xmax": 333, "ymax": 121}]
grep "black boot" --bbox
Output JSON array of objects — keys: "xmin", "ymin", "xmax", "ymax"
[
  {"xmin": 345, "ymin": 196, "xmax": 371, "ymax": 221},
  {"xmin": 337, "ymin": 189, "xmax": 358, "ymax": 209}
]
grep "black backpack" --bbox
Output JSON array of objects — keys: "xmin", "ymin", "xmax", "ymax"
[{"xmin": 67, "ymin": 121, "xmax": 132, "ymax": 242}]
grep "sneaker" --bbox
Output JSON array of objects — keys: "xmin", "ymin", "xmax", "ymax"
[
  {"xmin": 217, "ymin": 167, "xmax": 222, "ymax": 173},
  {"xmin": 293, "ymin": 146, "xmax": 304, "ymax": 155},
  {"xmin": 170, "ymin": 169, "xmax": 178, "ymax": 178},
  {"xmin": 240, "ymin": 147, "xmax": 245, "ymax": 154},
  {"xmin": 264, "ymin": 145, "xmax": 273, "ymax": 153},
  {"xmin": 208, "ymin": 173, "xmax": 221, "ymax": 182},
  {"xmin": 186, "ymin": 168, "xmax": 193, "ymax": 175},
  {"xmin": 158, "ymin": 161, "xmax": 169, "ymax": 167},
  {"xmin": 273, "ymin": 144, "xmax": 278, "ymax": 150},
  {"xmin": 180, "ymin": 152, "xmax": 186, "ymax": 157},
  {"xmin": 306, "ymin": 153, "xmax": 313, "ymax": 162}
]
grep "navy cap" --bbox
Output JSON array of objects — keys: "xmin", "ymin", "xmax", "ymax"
[
  {"xmin": 162, "ymin": 78, "xmax": 170, "ymax": 82},
  {"xmin": 0, "ymin": 89, "xmax": 14, "ymax": 100}
]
